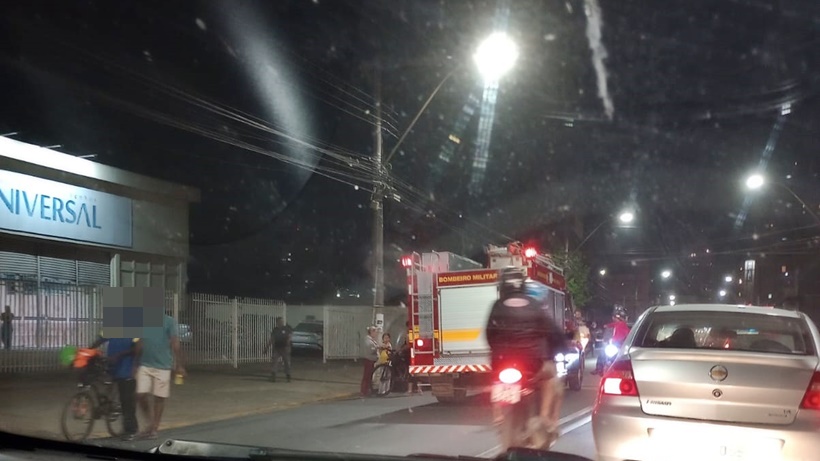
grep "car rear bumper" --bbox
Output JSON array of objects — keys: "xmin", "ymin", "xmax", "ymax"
[
  {"xmin": 291, "ymin": 342, "xmax": 322, "ymax": 350},
  {"xmin": 592, "ymin": 395, "xmax": 820, "ymax": 461}
]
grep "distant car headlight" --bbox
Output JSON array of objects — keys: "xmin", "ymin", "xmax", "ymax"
[
  {"xmin": 554, "ymin": 353, "xmax": 565, "ymax": 362},
  {"xmin": 605, "ymin": 344, "xmax": 619, "ymax": 358}
]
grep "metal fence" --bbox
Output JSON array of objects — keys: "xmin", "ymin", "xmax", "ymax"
[
  {"xmin": 0, "ymin": 282, "xmax": 286, "ymax": 372},
  {"xmin": 0, "ymin": 280, "xmax": 409, "ymax": 373},
  {"xmin": 178, "ymin": 293, "xmax": 286, "ymax": 367}
]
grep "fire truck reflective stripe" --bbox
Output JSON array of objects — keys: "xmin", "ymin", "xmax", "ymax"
[
  {"xmin": 440, "ymin": 328, "xmax": 482, "ymax": 342},
  {"xmin": 409, "ymin": 364, "xmax": 492, "ymax": 374}
]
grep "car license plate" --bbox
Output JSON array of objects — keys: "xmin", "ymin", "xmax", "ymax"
[
  {"xmin": 490, "ymin": 383, "xmax": 521, "ymax": 404},
  {"xmin": 648, "ymin": 429, "xmax": 782, "ymax": 461}
]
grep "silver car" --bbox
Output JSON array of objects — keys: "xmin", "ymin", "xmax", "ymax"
[{"xmin": 592, "ymin": 304, "xmax": 820, "ymax": 461}]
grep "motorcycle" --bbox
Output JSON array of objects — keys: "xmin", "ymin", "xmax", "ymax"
[
  {"xmin": 594, "ymin": 340, "xmax": 620, "ymax": 375},
  {"xmin": 490, "ymin": 359, "xmax": 555, "ymax": 450}
]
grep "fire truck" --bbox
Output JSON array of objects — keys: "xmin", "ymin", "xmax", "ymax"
[{"xmin": 400, "ymin": 242, "xmax": 585, "ymax": 403}]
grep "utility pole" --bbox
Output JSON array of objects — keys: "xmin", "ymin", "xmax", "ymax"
[{"xmin": 372, "ymin": 65, "xmax": 385, "ymax": 312}]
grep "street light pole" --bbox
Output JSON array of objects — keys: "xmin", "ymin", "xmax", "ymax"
[
  {"xmin": 369, "ymin": 33, "xmax": 517, "ymax": 312},
  {"xmin": 384, "ymin": 66, "xmax": 460, "ymax": 165},
  {"xmin": 371, "ymin": 65, "xmax": 456, "ymax": 313},
  {"xmin": 575, "ymin": 211, "xmax": 635, "ymax": 251},
  {"xmin": 372, "ymin": 65, "xmax": 385, "ymax": 311},
  {"xmin": 776, "ymin": 182, "xmax": 820, "ymax": 225},
  {"xmin": 746, "ymin": 174, "xmax": 820, "ymax": 225}
]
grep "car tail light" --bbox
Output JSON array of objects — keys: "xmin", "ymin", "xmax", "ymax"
[
  {"xmin": 601, "ymin": 358, "xmax": 639, "ymax": 396},
  {"xmin": 800, "ymin": 371, "xmax": 820, "ymax": 409},
  {"xmin": 499, "ymin": 368, "xmax": 522, "ymax": 384}
]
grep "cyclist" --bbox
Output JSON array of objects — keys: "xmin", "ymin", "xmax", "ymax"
[
  {"xmin": 91, "ymin": 331, "xmax": 139, "ymax": 440},
  {"xmin": 486, "ymin": 267, "xmax": 566, "ymax": 449},
  {"xmin": 593, "ymin": 312, "xmax": 630, "ymax": 375}
]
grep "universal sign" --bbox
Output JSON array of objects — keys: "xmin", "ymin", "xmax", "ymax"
[{"xmin": 0, "ymin": 169, "xmax": 133, "ymax": 247}]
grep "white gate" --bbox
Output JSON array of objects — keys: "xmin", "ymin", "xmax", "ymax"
[
  {"xmin": 180, "ymin": 293, "xmax": 285, "ymax": 367},
  {"xmin": 321, "ymin": 306, "xmax": 406, "ymax": 362}
]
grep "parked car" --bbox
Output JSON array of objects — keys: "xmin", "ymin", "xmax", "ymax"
[
  {"xmin": 291, "ymin": 321, "xmax": 323, "ymax": 351},
  {"xmin": 178, "ymin": 323, "xmax": 193, "ymax": 344},
  {"xmin": 592, "ymin": 303, "xmax": 820, "ymax": 461}
]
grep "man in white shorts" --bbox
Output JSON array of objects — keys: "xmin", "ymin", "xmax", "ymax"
[{"xmin": 134, "ymin": 313, "xmax": 184, "ymax": 440}]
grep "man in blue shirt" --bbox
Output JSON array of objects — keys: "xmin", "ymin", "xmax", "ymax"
[
  {"xmin": 134, "ymin": 313, "xmax": 185, "ymax": 440},
  {"xmin": 91, "ymin": 331, "xmax": 139, "ymax": 440}
]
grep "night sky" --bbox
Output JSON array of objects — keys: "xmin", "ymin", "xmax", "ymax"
[{"xmin": 1, "ymin": 0, "xmax": 819, "ymax": 306}]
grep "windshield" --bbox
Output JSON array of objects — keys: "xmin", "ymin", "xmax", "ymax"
[
  {"xmin": 634, "ymin": 311, "xmax": 816, "ymax": 355},
  {"xmin": 294, "ymin": 323, "xmax": 323, "ymax": 334},
  {"xmin": 1, "ymin": 1, "xmax": 819, "ymax": 460}
]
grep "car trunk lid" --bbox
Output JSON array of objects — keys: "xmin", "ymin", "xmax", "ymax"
[{"xmin": 631, "ymin": 348, "xmax": 817, "ymax": 425}]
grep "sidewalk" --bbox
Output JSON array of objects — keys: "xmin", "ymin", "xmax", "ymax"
[{"xmin": 0, "ymin": 357, "xmax": 364, "ymax": 440}]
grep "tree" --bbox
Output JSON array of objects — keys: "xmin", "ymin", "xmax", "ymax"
[{"xmin": 554, "ymin": 251, "xmax": 591, "ymax": 312}]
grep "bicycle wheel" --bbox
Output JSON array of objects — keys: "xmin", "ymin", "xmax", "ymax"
[
  {"xmin": 371, "ymin": 364, "xmax": 393, "ymax": 397},
  {"xmin": 103, "ymin": 385, "xmax": 125, "ymax": 438},
  {"xmin": 60, "ymin": 390, "xmax": 96, "ymax": 442}
]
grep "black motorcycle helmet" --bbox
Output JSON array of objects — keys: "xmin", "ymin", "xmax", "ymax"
[{"xmin": 499, "ymin": 266, "xmax": 526, "ymax": 297}]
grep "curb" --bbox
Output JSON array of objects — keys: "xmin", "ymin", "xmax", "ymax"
[{"xmin": 151, "ymin": 391, "xmax": 361, "ymax": 432}]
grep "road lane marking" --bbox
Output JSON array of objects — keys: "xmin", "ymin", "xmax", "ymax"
[
  {"xmin": 558, "ymin": 414, "xmax": 591, "ymax": 436},
  {"xmin": 474, "ymin": 405, "xmax": 594, "ymax": 458}
]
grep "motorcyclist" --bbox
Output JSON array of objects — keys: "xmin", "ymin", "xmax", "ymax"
[
  {"xmin": 593, "ymin": 312, "xmax": 630, "ymax": 375},
  {"xmin": 486, "ymin": 267, "xmax": 565, "ymax": 450}
]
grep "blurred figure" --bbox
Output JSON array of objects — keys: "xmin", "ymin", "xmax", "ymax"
[
  {"xmin": 593, "ymin": 313, "xmax": 630, "ymax": 375},
  {"xmin": 360, "ymin": 326, "xmax": 379, "ymax": 397},
  {"xmin": 134, "ymin": 313, "xmax": 185, "ymax": 440},
  {"xmin": 263, "ymin": 317, "xmax": 292, "ymax": 382},
  {"xmin": 577, "ymin": 319, "xmax": 591, "ymax": 352},
  {"xmin": 1, "ymin": 305, "xmax": 14, "ymax": 350},
  {"xmin": 377, "ymin": 333, "xmax": 392, "ymax": 365},
  {"xmin": 91, "ymin": 330, "xmax": 139, "ymax": 440}
]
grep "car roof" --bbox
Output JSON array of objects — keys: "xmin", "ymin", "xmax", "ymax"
[{"xmin": 651, "ymin": 303, "xmax": 802, "ymax": 319}]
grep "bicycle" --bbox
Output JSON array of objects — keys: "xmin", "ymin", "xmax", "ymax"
[
  {"xmin": 60, "ymin": 348, "xmax": 125, "ymax": 442},
  {"xmin": 371, "ymin": 350, "xmax": 410, "ymax": 397}
]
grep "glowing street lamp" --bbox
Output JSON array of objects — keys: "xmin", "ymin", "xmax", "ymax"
[
  {"xmin": 745, "ymin": 174, "xmax": 765, "ymax": 190},
  {"xmin": 599, "ymin": 269, "xmax": 607, "ymax": 276},
  {"xmin": 619, "ymin": 211, "xmax": 635, "ymax": 224},
  {"xmin": 669, "ymin": 294, "xmax": 676, "ymax": 301},
  {"xmin": 474, "ymin": 32, "xmax": 519, "ymax": 84},
  {"xmin": 661, "ymin": 270, "xmax": 672, "ymax": 279},
  {"xmin": 719, "ymin": 289, "xmax": 727, "ymax": 297},
  {"xmin": 724, "ymin": 276, "xmax": 733, "ymax": 283}
]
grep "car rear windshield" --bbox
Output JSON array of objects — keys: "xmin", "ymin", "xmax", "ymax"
[
  {"xmin": 295, "ymin": 323, "xmax": 323, "ymax": 334},
  {"xmin": 634, "ymin": 311, "xmax": 816, "ymax": 356}
]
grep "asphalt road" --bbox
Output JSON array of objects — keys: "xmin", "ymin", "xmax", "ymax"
[{"xmin": 102, "ymin": 373, "xmax": 600, "ymax": 459}]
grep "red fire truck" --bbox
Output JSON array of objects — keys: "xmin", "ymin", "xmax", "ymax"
[{"xmin": 400, "ymin": 242, "xmax": 584, "ymax": 403}]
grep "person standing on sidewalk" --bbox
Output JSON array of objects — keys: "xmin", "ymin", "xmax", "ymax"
[
  {"xmin": 1, "ymin": 305, "xmax": 15, "ymax": 350},
  {"xmin": 91, "ymin": 331, "xmax": 139, "ymax": 440},
  {"xmin": 134, "ymin": 313, "xmax": 185, "ymax": 440},
  {"xmin": 360, "ymin": 326, "xmax": 379, "ymax": 397},
  {"xmin": 262, "ymin": 317, "xmax": 292, "ymax": 382}
]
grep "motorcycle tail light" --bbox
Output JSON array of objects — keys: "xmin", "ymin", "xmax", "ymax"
[
  {"xmin": 601, "ymin": 358, "xmax": 639, "ymax": 396},
  {"xmin": 499, "ymin": 368, "xmax": 522, "ymax": 384}
]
